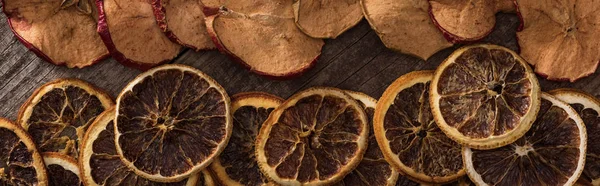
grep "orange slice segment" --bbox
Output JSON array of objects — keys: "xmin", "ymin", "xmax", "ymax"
[
  {"xmin": 255, "ymin": 87, "xmax": 369, "ymax": 185},
  {"xmin": 18, "ymin": 78, "xmax": 114, "ymax": 159},
  {"xmin": 375, "ymin": 71, "xmax": 465, "ymax": 184},
  {"xmin": 463, "ymin": 93, "xmax": 586, "ymax": 185},
  {"xmin": 0, "ymin": 118, "xmax": 48, "ymax": 186},
  {"xmin": 114, "ymin": 64, "xmax": 232, "ymax": 182},
  {"xmin": 430, "ymin": 44, "xmax": 541, "ymax": 149},
  {"xmin": 210, "ymin": 92, "xmax": 284, "ymax": 186},
  {"xmin": 80, "ymin": 107, "xmax": 199, "ymax": 185},
  {"xmin": 334, "ymin": 90, "xmax": 399, "ymax": 186},
  {"xmin": 550, "ymin": 89, "xmax": 600, "ymax": 186}
]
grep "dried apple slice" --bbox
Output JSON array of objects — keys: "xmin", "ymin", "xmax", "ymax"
[
  {"xmin": 42, "ymin": 152, "xmax": 82, "ymax": 186},
  {"xmin": 430, "ymin": 44, "xmax": 541, "ymax": 149},
  {"xmin": 2, "ymin": 0, "xmax": 109, "ymax": 68},
  {"xmin": 550, "ymin": 89, "xmax": 600, "ymax": 186},
  {"xmin": 515, "ymin": 0, "xmax": 600, "ymax": 82},
  {"xmin": 463, "ymin": 93, "xmax": 587, "ymax": 185},
  {"xmin": 204, "ymin": 0, "xmax": 324, "ymax": 78},
  {"xmin": 429, "ymin": 0, "xmax": 516, "ymax": 43},
  {"xmin": 210, "ymin": 92, "xmax": 283, "ymax": 186},
  {"xmin": 152, "ymin": 0, "xmax": 215, "ymax": 51},
  {"xmin": 0, "ymin": 118, "xmax": 48, "ymax": 186},
  {"xmin": 115, "ymin": 64, "xmax": 231, "ymax": 182},
  {"xmin": 292, "ymin": 0, "xmax": 363, "ymax": 39},
  {"xmin": 80, "ymin": 107, "xmax": 200, "ymax": 186},
  {"xmin": 334, "ymin": 91, "xmax": 399, "ymax": 186},
  {"xmin": 97, "ymin": 0, "xmax": 182, "ymax": 70},
  {"xmin": 375, "ymin": 71, "xmax": 465, "ymax": 184},
  {"xmin": 17, "ymin": 78, "xmax": 114, "ymax": 159},
  {"xmin": 255, "ymin": 87, "xmax": 369, "ymax": 185},
  {"xmin": 361, "ymin": 0, "xmax": 452, "ymax": 60}
]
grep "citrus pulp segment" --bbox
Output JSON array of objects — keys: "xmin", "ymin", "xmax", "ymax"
[
  {"xmin": 210, "ymin": 92, "xmax": 283, "ymax": 186},
  {"xmin": 463, "ymin": 93, "xmax": 587, "ymax": 186},
  {"xmin": 18, "ymin": 78, "xmax": 114, "ymax": 158},
  {"xmin": 255, "ymin": 87, "xmax": 369, "ymax": 185},
  {"xmin": 375, "ymin": 71, "xmax": 465, "ymax": 184},
  {"xmin": 114, "ymin": 64, "xmax": 232, "ymax": 182},
  {"xmin": 430, "ymin": 44, "xmax": 541, "ymax": 149}
]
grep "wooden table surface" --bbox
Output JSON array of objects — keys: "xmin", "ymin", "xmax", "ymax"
[{"xmin": 1, "ymin": 12, "xmax": 600, "ymax": 120}]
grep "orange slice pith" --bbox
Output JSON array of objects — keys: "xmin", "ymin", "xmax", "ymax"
[
  {"xmin": 255, "ymin": 87, "xmax": 369, "ymax": 186},
  {"xmin": 17, "ymin": 78, "xmax": 114, "ymax": 159},
  {"xmin": 430, "ymin": 44, "xmax": 541, "ymax": 150},
  {"xmin": 463, "ymin": 93, "xmax": 587, "ymax": 186},
  {"xmin": 375, "ymin": 71, "xmax": 465, "ymax": 184},
  {"xmin": 550, "ymin": 89, "xmax": 600, "ymax": 186},
  {"xmin": 334, "ymin": 90, "xmax": 399, "ymax": 186},
  {"xmin": 80, "ymin": 107, "xmax": 199, "ymax": 186},
  {"xmin": 197, "ymin": 170, "xmax": 216, "ymax": 186},
  {"xmin": 210, "ymin": 92, "xmax": 284, "ymax": 186},
  {"xmin": 42, "ymin": 152, "xmax": 82, "ymax": 186},
  {"xmin": 0, "ymin": 118, "xmax": 48, "ymax": 186},
  {"xmin": 114, "ymin": 64, "xmax": 232, "ymax": 182}
]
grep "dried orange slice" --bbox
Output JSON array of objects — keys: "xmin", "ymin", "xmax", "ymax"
[
  {"xmin": 463, "ymin": 93, "xmax": 586, "ymax": 185},
  {"xmin": 210, "ymin": 92, "xmax": 283, "ymax": 186},
  {"xmin": 197, "ymin": 170, "xmax": 216, "ymax": 186},
  {"xmin": 115, "ymin": 64, "xmax": 232, "ymax": 182},
  {"xmin": 18, "ymin": 78, "xmax": 114, "ymax": 158},
  {"xmin": 550, "ymin": 89, "xmax": 600, "ymax": 186},
  {"xmin": 334, "ymin": 90, "xmax": 399, "ymax": 186},
  {"xmin": 42, "ymin": 152, "xmax": 82, "ymax": 186},
  {"xmin": 375, "ymin": 71, "xmax": 465, "ymax": 184},
  {"xmin": 430, "ymin": 44, "xmax": 541, "ymax": 149},
  {"xmin": 80, "ymin": 107, "xmax": 200, "ymax": 185},
  {"xmin": 255, "ymin": 87, "xmax": 369, "ymax": 185},
  {"xmin": 0, "ymin": 118, "xmax": 47, "ymax": 186}
]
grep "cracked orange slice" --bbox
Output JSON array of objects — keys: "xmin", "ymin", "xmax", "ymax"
[
  {"xmin": 42, "ymin": 152, "xmax": 82, "ymax": 186},
  {"xmin": 255, "ymin": 87, "xmax": 369, "ymax": 185},
  {"xmin": 0, "ymin": 118, "xmax": 47, "ymax": 186},
  {"xmin": 463, "ymin": 93, "xmax": 586, "ymax": 185},
  {"xmin": 430, "ymin": 44, "xmax": 541, "ymax": 149}
]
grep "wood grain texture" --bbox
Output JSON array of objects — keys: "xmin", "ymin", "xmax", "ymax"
[{"xmin": 1, "ymin": 12, "xmax": 599, "ymax": 121}]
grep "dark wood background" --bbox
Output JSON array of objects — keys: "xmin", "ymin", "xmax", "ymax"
[{"xmin": 1, "ymin": 11, "xmax": 600, "ymax": 120}]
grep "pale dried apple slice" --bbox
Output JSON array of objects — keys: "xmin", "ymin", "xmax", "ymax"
[
  {"xmin": 204, "ymin": 0, "xmax": 324, "ymax": 78},
  {"xmin": 153, "ymin": 0, "xmax": 215, "ymax": 51},
  {"xmin": 292, "ymin": 0, "xmax": 363, "ymax": 39},
  {"xmin": 97, "ymin": 0, "xmax": 182, "ymax": 70},
  {"xmin": 429, "ymin": 0, "xmax": 516, "ymax": 43},
  {"xmin": 2, "ymin": 0, "xmax": 109, "ymax": 68},
  {"xmin": 361, "ymin": 0, "xmax": 452, "ymax": 60},
  {"xmin": 516, "ymin": 0, "xmax": 600, "ymax": 82}
]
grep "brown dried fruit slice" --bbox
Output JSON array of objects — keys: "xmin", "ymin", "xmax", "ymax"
[
  {"xmin": 515, "ymin": 0, "xmax": 600, "ymax": 82},
  {"xmin": 210, "ymin": 92, "xmax": 283, "ymax": 186},
  {"xmin": 292, "ymin": 0, "xmax": 363, "ymax": 39},
  {"xmin": 152, "ymin": 0, "xmax": 215, "ymax": 51},
  {"xmin": 430, "ymin": 44, "xmax": 541, "ymax": 149},
  {"xmin": 42, "ymin": 152, "xmax": 82, "ymax": 186},
  {"xmin": 361, "ymin": 0, "xmax": 452, "ymax": 60},
  {"xmin": 204, "ymin": 0, "xmax": 324, "ymax": 78},
  {"xmin": 334, "ymin": 91, "xmax": 399, "ymax": 186},
  {"xmin": 429, "ymin": 0, "xmax": 516, "ymax": 43},
  {"xmin": 550, "ymin": 89, "xmax": 600, "ymax": 186},
  {"xmin": 375, "ymin": 71, "xmax": 465, "ymax": 184},
  {"xmin": 80, "ymin": 107, "xmax": 200, "ymax": 186},
  {"xmin": 97, "ymin": 0, "xmax": 182, "ymax": 70},
  {"xmin": 2, "ymin": 0, "xmax": 109, "ymax": 68},
  {"xmin": 0, "ymin": 118, "xmax": 48, "ymax": 186},
  {"xmin": 18, "ymin": 78, "xmax": 114, "ymax": 159},
  {"xmin": 463, "ymin": 93, "xmax": 587, "ymax": 186},
  {"xmin": 115, "ymin": 64, "xmax": 232, "ymax": 182},
  {"xmin": 255, "ymin": 87, "xmax": 369, "ymax": 185}
]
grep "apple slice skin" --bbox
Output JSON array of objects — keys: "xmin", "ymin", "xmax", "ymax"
[
  {"xmin": 96, "ymin": 0, "xmax": 181, "ymax": 71},
  {"xmin": 204, "ymin": 7, "xmax": 323, "ymax": 80},
  {"xmin": 152, "ymin": 0, "xmax": 215, "ymax": 51},
  {"xmin": 2, "ymin": 1, "xmax": 110, "ymax": 68}
]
